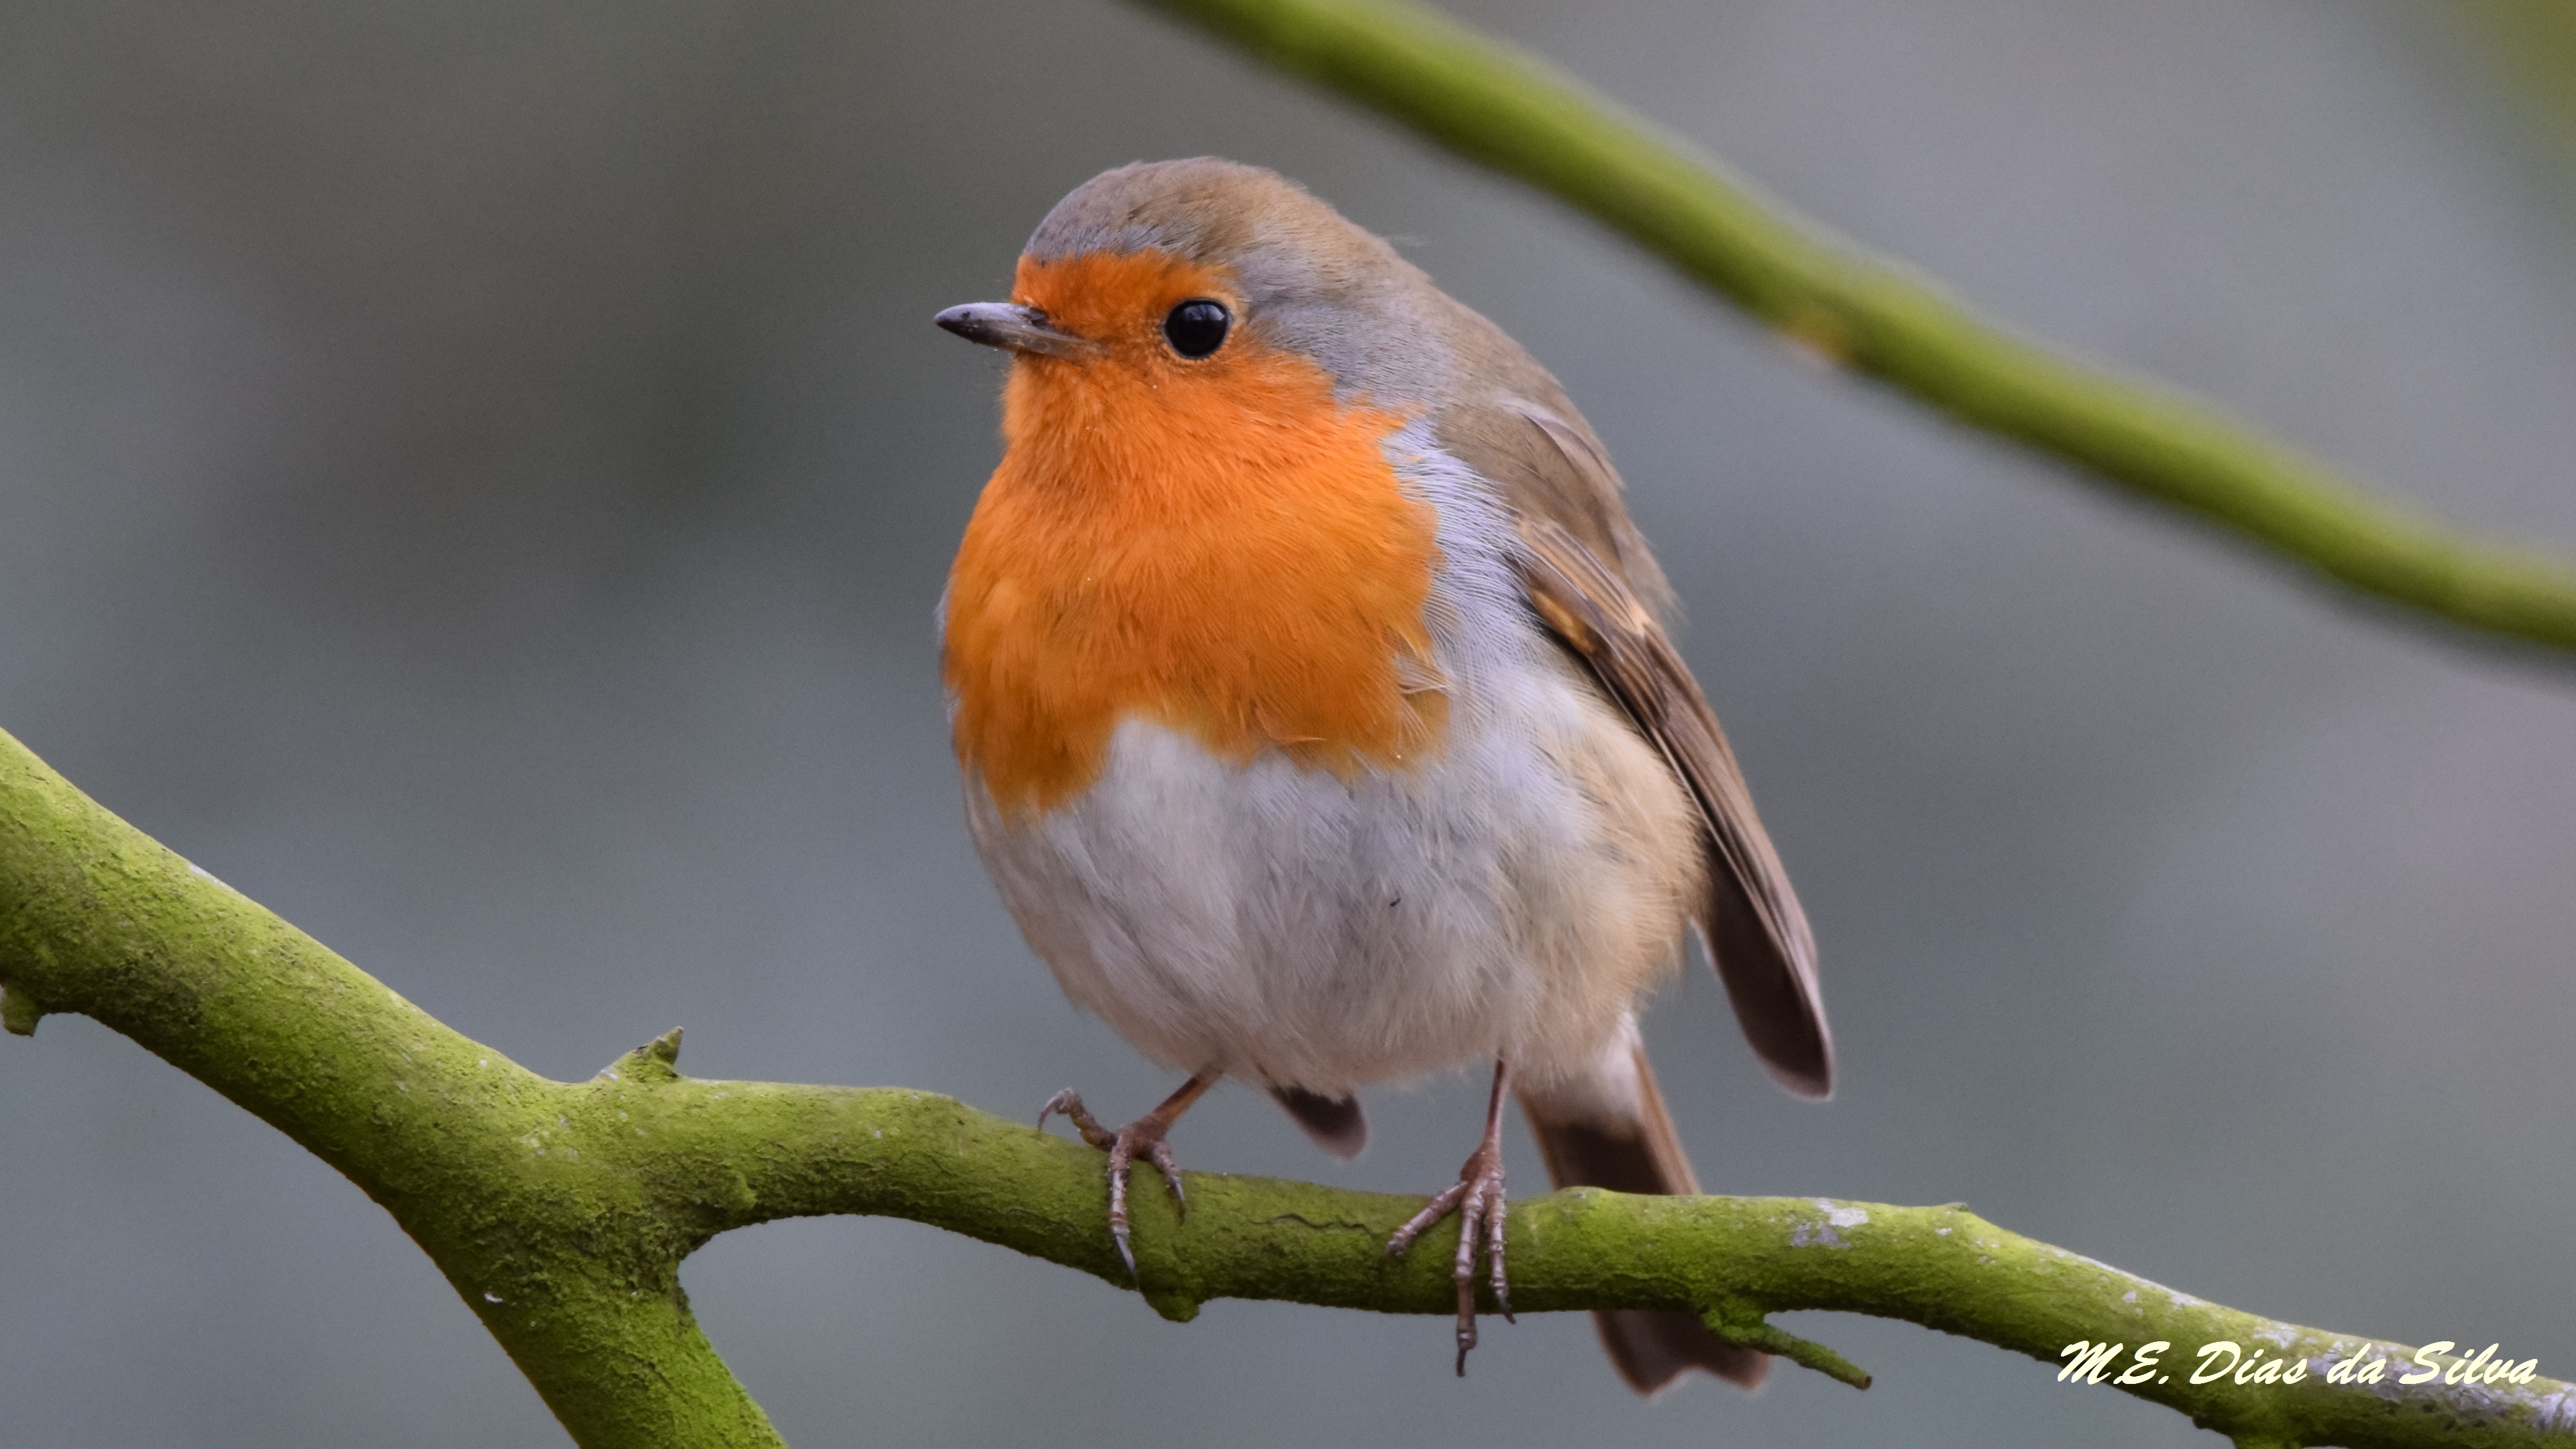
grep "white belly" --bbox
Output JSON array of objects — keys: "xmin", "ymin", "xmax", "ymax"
[{"xmin": 962, "ymin": 653, "xmax": 1703, "ymax": 1095}]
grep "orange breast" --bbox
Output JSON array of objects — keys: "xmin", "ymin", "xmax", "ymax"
[{"xmin": 943, "ymin": 251, "xmax": 1446, "ymax": 818}]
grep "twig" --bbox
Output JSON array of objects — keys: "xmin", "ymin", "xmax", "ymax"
[
  {"xmin": 2, "ymin": 726, "xmax": 2569, "ymax": 1447},
  {"xmin": 1126, "ymin": 0, "xmax": 2576, "ymax": 656}
]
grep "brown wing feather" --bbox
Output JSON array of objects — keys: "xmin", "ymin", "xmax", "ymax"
[{"xmin": 1462, "ymin": 400, "xmax": 1832, "ymax": 1098}]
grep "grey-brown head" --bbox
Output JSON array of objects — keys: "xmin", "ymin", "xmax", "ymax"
[{"xmin": 936, "ymin": 158, "xmax": 1508, "ymax": 408}]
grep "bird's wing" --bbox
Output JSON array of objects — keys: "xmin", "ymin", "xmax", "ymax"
[{"xmin": 1448, "ymin": 398, "xmax": 1832, "ymax": 1098}]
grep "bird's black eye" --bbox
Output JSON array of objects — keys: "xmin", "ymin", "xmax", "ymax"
[{"xmin": 1162, "ymin": 299, "xmax": 1231, "ymax": 358}]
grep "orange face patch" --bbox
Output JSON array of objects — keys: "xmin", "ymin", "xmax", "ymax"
[{"xmin": 943, "ymin": 249, "xmax": 1446, "ymax": 816}]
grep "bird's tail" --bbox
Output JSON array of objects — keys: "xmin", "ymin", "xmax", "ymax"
[{"xmin": 1516, "ymin": 1013, "xmax": 1767, "ymax": 1395}]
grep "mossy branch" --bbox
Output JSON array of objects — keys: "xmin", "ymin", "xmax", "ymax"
[
  {"xmin": 6, "ymin": 731, "xmax": 2572, "ymax": 1446},
  {"xmin": 1125, "ymin": 0, "xmax": 2576, "ymax": 656}
]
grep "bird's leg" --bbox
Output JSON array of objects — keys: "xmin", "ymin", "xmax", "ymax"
[
  {"xmin": 1037, "ymin": 1071, "xmax": 1217, "ymax": 1279},
  {"xmin": 1387, "ymin": 1059, "xmax": 1515, "ymax": 1375}
]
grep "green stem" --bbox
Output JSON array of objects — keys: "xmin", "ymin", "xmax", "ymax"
[
  {"xmin": 0, "ymin": 731, "xmax": 785, "ymax": 1448},
  {"xmin": 3, "ymin": 723, "xmax": 2568, "ymax": 1449},
  {"xmin": 1127, "ymin": 0, "xmax": 2576, "ymax": 655}
]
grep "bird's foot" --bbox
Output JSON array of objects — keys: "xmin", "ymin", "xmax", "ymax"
[
  {"xmin": 1387, "ymin": 1133, "xmax": 1514, "ymax": 1375},
  {"xmin": 1038, "ymin": 1085, "xmax": 1195, "ymax": 1279}
]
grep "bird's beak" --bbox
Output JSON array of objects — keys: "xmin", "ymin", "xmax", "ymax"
[{"xmin": 934, "ymin": 302, "xmax": 1099, "ymax": 361}]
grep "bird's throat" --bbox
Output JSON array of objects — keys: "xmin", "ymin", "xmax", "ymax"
[{"xmin": 943, "ymin": 332, "xmax": 1446, "ymax": 817}]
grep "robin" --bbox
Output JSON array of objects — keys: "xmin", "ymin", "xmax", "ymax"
[{"xmin": 933, "ymin": 158, "xmax": 1831, "ymax": 1392}]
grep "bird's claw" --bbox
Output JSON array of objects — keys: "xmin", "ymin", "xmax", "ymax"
[
  {"xmin": 1038, "ymin": 1088, "xmax": 1189, "ymax": 1280},
  {"xmin": 1387, "ymin": 1138, "xmax": 1512, "ymax": 1375},
  {"xmin": 1036, "ymin": 1088, "xmax": 1115, "ymax": 1148}
]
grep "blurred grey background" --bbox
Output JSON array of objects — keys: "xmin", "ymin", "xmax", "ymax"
[{"xmin": 2, "ymin": 1, "xmax": 2572, "ymax": 1445}]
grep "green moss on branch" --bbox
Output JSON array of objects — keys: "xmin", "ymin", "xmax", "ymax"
[
  {"xmin": 1126, "ymin": 0, "xmax": 2576, "ymax": 655},
  {"xmin": 3, "ymin": 726, "xmax": 2567, "ymax": 1449}
]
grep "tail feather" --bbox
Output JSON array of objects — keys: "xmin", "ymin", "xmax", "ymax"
[
  {"xmin": 1519, "ymin": 1017, "xmax": 1767, "ymax": 1395},
  {"xmin": 1271, "ymin": 1085, "xmax": 1367, "ymax": 1159}
]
